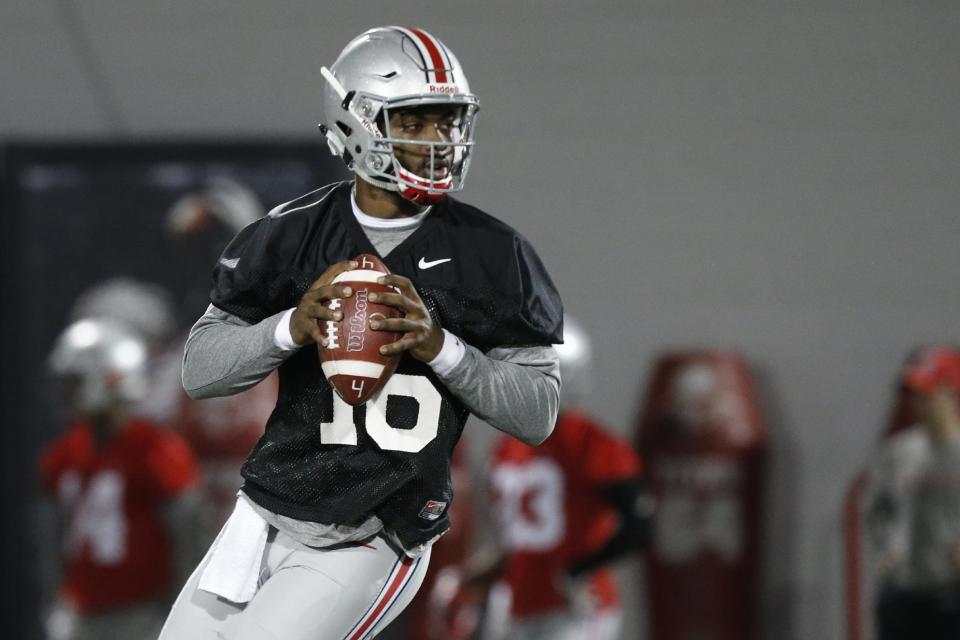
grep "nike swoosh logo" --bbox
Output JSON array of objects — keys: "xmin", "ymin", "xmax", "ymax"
[
  {"xmin": 418, "ymin": 257, "xmax": 452, "ymax": 270},
  {"xmin": 219, "ymin": 257, "xmax": 240, "ymax": 269}
]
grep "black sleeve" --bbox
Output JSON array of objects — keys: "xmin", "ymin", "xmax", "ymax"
[
  {"xmin": 567, "ymin": 476, "xmax": 656, "ymax": 578},
  {"xmin": 486, "ymin": 234, "xmax": 563, "ymax": 349},
  {"xmin": 209, "ymin": 216, "xmax": 298, "ymax": 324}
]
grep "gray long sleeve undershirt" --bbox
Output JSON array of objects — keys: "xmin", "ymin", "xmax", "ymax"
[{"xmin": 182, "ymin": 304, "xmax": 560, "ymax": 446}]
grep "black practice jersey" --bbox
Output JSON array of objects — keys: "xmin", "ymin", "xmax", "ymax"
[{"xmin": 209, "ymin": 181, "xmax": 563, "ymax": 548}]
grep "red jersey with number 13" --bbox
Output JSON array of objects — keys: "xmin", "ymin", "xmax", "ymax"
[{"xmin": 491, "ymin": 411, "xmax": 641, "ymax": 618}]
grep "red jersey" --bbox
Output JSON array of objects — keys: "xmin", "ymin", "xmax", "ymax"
[
  {"xmin": 490, "ymin": 411, "xmax": 641, "ymax": 619},
  {"xmin": 39, "ymin": 418, "xmax": 200, "ymax": 613}
]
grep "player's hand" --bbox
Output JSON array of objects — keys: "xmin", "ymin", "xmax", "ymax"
[
  {"xmin": 367, "ymin": 274, "xmax": 444, "ymax": 362},
  {"xmin": 289, "ymin": 260, "xmax": 357, "ymax": 346}
]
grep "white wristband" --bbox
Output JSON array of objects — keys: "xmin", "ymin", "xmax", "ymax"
[
  {"xmin": 273, "ymin": 308, "xmax": 299, "ymax": 351},
  {"xmin": 428, "ymin": 329, "xmax": 466, "ymax": 376}
]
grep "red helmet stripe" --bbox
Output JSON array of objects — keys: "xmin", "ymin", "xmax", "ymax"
[
  {"xmin": 409, "ymin": 28, "xmax": 448, "ymax": 83},
  {"xmin": 426, "ymin": 32, "xmax": 454, "ymax": 82},
  {"xmin": 389, "ymin": 26, "xmax": 430, "ymax": 81}
]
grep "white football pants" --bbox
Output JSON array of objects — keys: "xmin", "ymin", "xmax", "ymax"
[{"xmin": 158, "ymin": 522, "xmax": 430, "ymax": 640}]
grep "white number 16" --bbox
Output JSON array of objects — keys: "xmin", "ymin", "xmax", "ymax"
[{"xmin": 321, "ymin": 373, "xmax": 442, "ymax": 453}]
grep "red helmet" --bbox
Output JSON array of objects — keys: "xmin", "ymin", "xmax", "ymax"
[{"xmin": 903, "ymin": 346, "xmax": 960, "ymax": 394}]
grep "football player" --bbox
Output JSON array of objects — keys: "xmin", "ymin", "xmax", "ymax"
[
  {"xmin": 70, "ymin": 277, "xmax": 277, "ymax": 545},
  {"xmin": 867, "ymin": 347, "xmax": 960, "ymax": 640},
  {"xmin": 479, "ymin": 315, "xmax": 653, "ymax": 640},
  {"xmin": 39, "ymin": 318, "xmax": 201, "ymax": 640},
  {"xmin": 159, "ymin": 26, "xmax": 563, "ymax": 640}
]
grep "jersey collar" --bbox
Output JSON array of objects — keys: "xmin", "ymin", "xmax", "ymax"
[
  {"xmin": 337, "ymin": 182, "xmax": 446, "ymax": 270},
  {"xmin": 351, "ymin": 188, "xmax": 431, "ymax": 230}
]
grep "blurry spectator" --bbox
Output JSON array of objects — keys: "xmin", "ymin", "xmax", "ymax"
[
  {"xmin": 463, "ymin": 315, "xmax": 654, "ymax": 640},
  {"xmin": 867, "ymin": 346, "xmax": 960, "ymax": 640},
  {"xmin": 38, "ymin": 318, "xmax": 200, "ymax": 640}
]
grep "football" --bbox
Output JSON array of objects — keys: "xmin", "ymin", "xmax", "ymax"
[{"xmin": 319, "ymin": 254, "xmax": 403, "ymax": 405}]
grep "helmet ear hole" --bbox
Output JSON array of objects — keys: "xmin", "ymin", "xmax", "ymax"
[{"xmin": 336, "ymin": 121, "xmax": 353, "ymax": 137}]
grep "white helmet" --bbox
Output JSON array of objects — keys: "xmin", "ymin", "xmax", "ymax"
[
  {"xmin": 70, "ymin": 278, "xmax": 176, "ymax": 347},
  {"xmin": 49, "ymin": 318, "xmax": 149, "ymax": 414},
  {"xmin": 320, "ymin": 27, "xmax": 480, "ymax": 205},
  {"xmin": 166, "ymin": 176, "xmax": 265, "ymax": 236},
  {"xmin": 555, "ymin": 314, "xmax": 593, "ymax": 412}
]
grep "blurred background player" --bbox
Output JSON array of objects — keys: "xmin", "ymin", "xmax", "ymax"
[
  {"xmin": 867, "ymin": 346, "xmax": 960, "ymax": 640},
  {"xmin": 68, "ymin": 176, "xmax": 277, "ymax": 545},
  {"xmin": 463, "ymin": 315, "xmax": 654, "ymax": 640},
  {"xmin": 38, "ymin": 318, "xmax": 201, "ymax": 640}
]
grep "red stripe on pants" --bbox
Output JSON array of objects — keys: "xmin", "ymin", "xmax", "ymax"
[{"xmin": 349, "ymin": 557, "xmax": 413, "ymax": 640}]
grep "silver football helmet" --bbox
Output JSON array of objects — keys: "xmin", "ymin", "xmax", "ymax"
[
  {"xmin": 49, "ymin": 318, "xmax": 149, "ymax": 414},
  {"xmin": 70, "ymin": 278, "xmax": 176, "ymax": 348},
  {"xmin": 555, "ymin": 314, "xmax": 594, "ymax": 412},
  {"xmin": 320, "ymin": 27, "xmax": 480, "ymax": 205}
]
